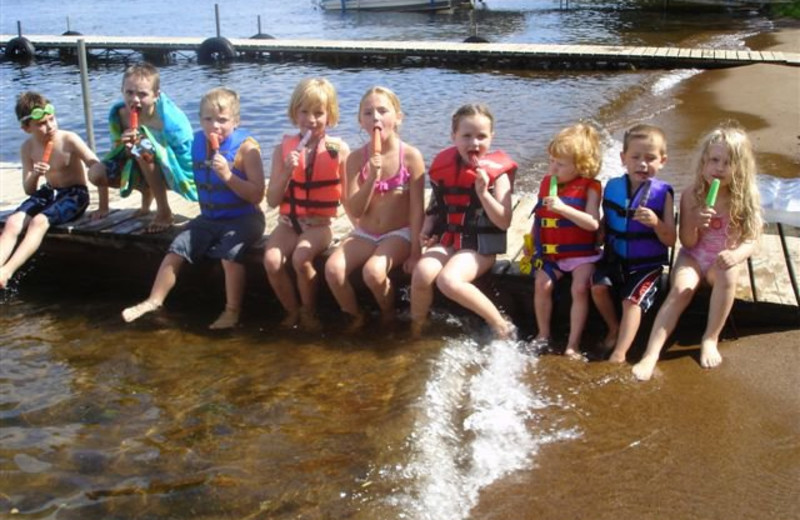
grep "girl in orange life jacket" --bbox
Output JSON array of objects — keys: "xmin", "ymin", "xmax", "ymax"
[
  {"xmin": 531, "ymin": 123, "xmax": 603, "ymax": 358},
  {"xmin": 410, "ymin": 103, "xmax": 517, "ymax": 339},
  {"xmin": 264, "ymin": 78, "xmax": 350, "ymax": 329},
  {"xmin": 324, "ymin": 86, "xmax": 425, "ymax": 329}
]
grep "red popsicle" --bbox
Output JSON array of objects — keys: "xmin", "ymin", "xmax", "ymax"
[
  {"xmin": 129, "ymin": 106, "xmax": 139, "ymax": 130},
  {"xmin": 209, "ymin": 133, "xmax": 220, "ymax": 154}
]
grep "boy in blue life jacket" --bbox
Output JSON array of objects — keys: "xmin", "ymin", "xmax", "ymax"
[
  {"xmin": 122, "ymin": 87, "xmax": 266, "ymax": 329},
  {"xmin": 591, "ymin": 124, "xmax": 677, "ymax": 363}
]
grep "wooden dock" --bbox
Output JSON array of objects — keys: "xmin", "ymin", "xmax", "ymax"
[
  {"xmin": 1, "ymin": 159, "xmax": 798, "ymax": 332},
  {"xmin": 3, "ymin": 34, "xmax": 800, "ymax": 69}
]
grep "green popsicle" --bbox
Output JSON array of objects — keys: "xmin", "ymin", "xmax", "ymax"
[
  {"xmin": 706, "ymin": 178, "xmax": 720, "ymax": 207},
  {"xmin": 549, "ymin": 175, "xmax": 558, "ymax": 197}
]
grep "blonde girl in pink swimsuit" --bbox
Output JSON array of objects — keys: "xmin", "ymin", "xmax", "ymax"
[
  {"xmin": 324, "ymin": 86, "xmax": 425, "ymax": 329},
  {"xmin": 633, "ymin": 122, "xmax": 762, "ymax": 381}
]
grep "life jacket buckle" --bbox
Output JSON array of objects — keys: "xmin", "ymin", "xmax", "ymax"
[
  {"xmin": 543, "ymin": 243, "xmax": 558, "ymax": 255},
  {"xmin": 540, "ymin": 217, "xmax": 560, "ymax": 229}
]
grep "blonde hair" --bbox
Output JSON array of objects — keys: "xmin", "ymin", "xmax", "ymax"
[
  {"xmin": 691, "ymin": 121, "xmax": 762, "ymax": 242},
  {"xmin": 358, "ymin": 86, "xmax": 402, "ymax": 123},
  {"xmin": 288, "ymin": 77, "xmax": 339, "ymax": 127},
  {"xmin": 200, "ymin": 87, "xmax": 240, "ymax": 121},
  {"xmin": 548, "ymin": 123, "xmax": 602, "ymax": 179},
  {"xmin": 623, "ymin": 123, "xmax": 667, "ymax": 156},
  {"xmin": 451, "ymin": 103, "xmax": 494, "ymax": 135}
]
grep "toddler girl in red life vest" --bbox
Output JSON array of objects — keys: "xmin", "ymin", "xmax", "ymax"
[
  {"xmin": 410, "ymin": 103, "xmax": 517, "ymax": 339},
  {"xmin": 263, "ymin": 78, "xmax": 350, "ymax": 330},
  {"xmin": 530, "ymin": 123, "xmax": 603, "ymax": 358}
]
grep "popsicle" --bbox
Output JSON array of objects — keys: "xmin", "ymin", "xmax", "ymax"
[
  {"xmin": 209, "ymin": 133, "xmax": 220, "ymax": 154},
  {"xmin": 295, "ymin": 129, "xmax": 312, "ymax": 152},
  {"xmin": 468, "ymin": 151, "xmax": 479, "ymax": 169},
  {"xmin": 41, "ymin": 139, "xmax": 54, "ymax": 164},
  {"xmin": 549, "ymin": 175, "xmax": 558, "ymax": 197},
  {"xmin": 637, "ymin": 179, "xmax": 652, "ymax": 208},
  {"xmin": 706, "ymin": 178, "xmax": 720, "ymax": 207},
  {"xmin": 372, "ymin": 127, "xmax": 381, "ymax": 155},
  {"xmin": 129, "ymin": 106, "xmax": 139, "ymax": 130}
]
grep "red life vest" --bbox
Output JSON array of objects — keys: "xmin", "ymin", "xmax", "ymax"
[
  {"xmin": 428, "ymin": 147, "xmax": 517, "ymax": 254},
  {"xmin": 279, "ymin": 134, "xmax": 342, "ymax": 218},
  {"xmin": 533, "ymin": 175, "xmax": 600, "ymax": 260}
]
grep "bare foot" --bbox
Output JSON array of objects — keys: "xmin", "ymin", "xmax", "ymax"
[
  {"xmin": 90, "ymin": 208, "xmax": 110, "ymax": 221},
  {"xmin": 564, "ymin": 346, "xmax": 584, "ymax": 360},
  {"xmin": 209, "ymin": 307, "xmax": 239, "ymax": 330},
  {"xmin": 608, "ymin": 350, "xmax": 627, "ymax": 364},
  {"xmin": 410, "ymin": 319, "xmax": 426, "ymax": 339},
  {"xmin": 280, "ymin": 309, "xmax": 300, "ymax": 328},
  {"xmin": 144, "ymin": 213, "xmax": 174, "ymax": 234},
  {"xmin": 344, "ymin": 312, "xmax": 366, "ymax": 333},
  {"xmin": 492, "ymin": 319, "xmax": 517, "ymax": 341},
  {"xmin": 0, "ymin": 267, "xmax": 12, "ymax": 289},
  {"xmin": 299, "ymin": 307, "xmax": 322, "ymax": 333},
  {"xmin": 122, "ymin": 299, "xmax": 161, "ymax": 322},
  {"xmin": 700, "ymin": 339, "xmax": 723, "ymax": 369},
  {"xmin": 632, "ymin": 356, "xmax": 658, "ymax": 381}
]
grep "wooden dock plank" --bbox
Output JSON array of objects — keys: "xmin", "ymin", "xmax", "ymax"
[{"xmin": 3, "ymin": 34, "xmax": 797, "ymax": 70}]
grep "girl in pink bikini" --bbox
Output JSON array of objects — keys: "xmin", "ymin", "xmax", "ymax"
[
  {"xmin": 324, "ymin": 86, "xmax": 425, "ymax": 328},
  {"xmin": 633, "ymin": 122, "xmax": 762, "ymax": 381}
]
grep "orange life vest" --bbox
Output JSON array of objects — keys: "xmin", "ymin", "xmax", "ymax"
[
  {"xmin": 279, "ymin": 134, "xmax": 342, "ymax": 218},
  {"xmin": 428, "ymin": 147, "xmax": 517, "ymax": 254}
]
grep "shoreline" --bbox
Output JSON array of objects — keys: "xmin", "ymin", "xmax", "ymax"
[{"xmin": 655, "ymin": 23, "xmax": 800, "ymax": 191}]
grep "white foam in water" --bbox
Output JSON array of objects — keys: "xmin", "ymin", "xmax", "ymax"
[
  {"xmin": 651, "ymin": 69, "xmax": 702, "ymax": 97},
  {"xmin": 390, "ymin": 338, "xmax": 556, "ymax": 520}
]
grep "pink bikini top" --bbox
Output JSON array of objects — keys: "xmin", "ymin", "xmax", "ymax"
[{"xmin": 359, "ymin": 141, "xmax": 411, "ymax": 194}]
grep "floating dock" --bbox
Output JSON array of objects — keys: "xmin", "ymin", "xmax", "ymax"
[{"xmin": 3, "ymin": 34, "xmax": 800, "ymax": 69}]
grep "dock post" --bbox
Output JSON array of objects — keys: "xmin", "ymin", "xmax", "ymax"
[
  {"xmin": 77, "ymin": 39, "xmax": 96, "ymax": 152},
  {"xmin": 777, "ymin": 223, "xmax": 800, "ymax": 307},
  {"xmin": 215, "ymin": 4, "xmax": 221, "ymax": 38}
]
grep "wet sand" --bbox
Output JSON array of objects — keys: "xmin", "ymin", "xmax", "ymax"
[{"xmin": 472, "ymin": 24, "xmax": 800, "ymax": 520}]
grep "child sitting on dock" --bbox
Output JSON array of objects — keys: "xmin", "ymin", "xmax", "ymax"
[
  {"xmin": 324, "ymin": 86, "xmax": 425, "ymax": 329},
  {"xmin": 591, "ymin": 124, "xmax": 676, "ymax": 363},
  {"xmin": 410, "ymin": 103, "xmax": 517, "ymax": 339},
  {"xmin": 530, "ymin": 123, "xmax": 603, "ymax": 358},
  {"xmin": 122, "ymin": 87, "xmax": 265, "ymax": 329},
  {"xmin": 632, "ymin": 121, "xmax": 762, "ymax": 381},
  {"xmin": 0, "ymin": 92, "xmax": 100, "ymax": 289},
  {"xmin": 88, "ymin": 62, "xmax": 196, "ymax": 233},
  {"xmin": 263, "ymin": 78, "xmax": 350, "ymax": 329}
]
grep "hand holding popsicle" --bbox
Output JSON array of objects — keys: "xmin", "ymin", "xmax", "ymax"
[
  {"xmin": 295, "ymin": 129, "xmax": 312, "ymax": 152},
  {"xmin": 706, "ymin": 179, "xmax": 720, "ymax": 207}
]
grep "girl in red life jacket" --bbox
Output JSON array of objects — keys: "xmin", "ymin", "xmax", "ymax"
[
  {"xmin": 324, "ymin": 86, "xmax": 426, "ymax": 329},
  {"xmin": 531, "ymin": 123, "xmax": 603, "ymax": 358},
  {"xmin": 263, "ymin": 78, "xmax": 350, "ymax": 330},
  {"xmin": 410, "ymin": 103, "xmax": 517, "ymax": 339}
]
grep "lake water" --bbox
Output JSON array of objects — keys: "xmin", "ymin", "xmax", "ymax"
[{"xmin": 1, "ymin": 2, "xmax": 797, "ymax": 519}]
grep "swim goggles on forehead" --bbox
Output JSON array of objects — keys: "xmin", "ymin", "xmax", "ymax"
[{"xmin": 19, "ymin": 103, "xmax": 55, "ymax": 123}]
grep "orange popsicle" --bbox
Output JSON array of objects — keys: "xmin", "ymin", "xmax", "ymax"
[
  {"xmin": 41, "ymin": 139, "xmax": 54, "ymax": 163},
  {"xmin": 372, "ymin": 127, "xmax": 381, "ymax": 155},
  {"xmin": 129, "ymin": 107, "xmax": 139, "ymax": 130},
  {"xmin": 209, "ymin": 133, "xmax": 220, "ymax": 153}
]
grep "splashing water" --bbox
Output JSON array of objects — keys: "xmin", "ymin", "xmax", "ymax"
[{"xmin": 387, "ymin": 337, "xmax": 558, "ymax": 520}]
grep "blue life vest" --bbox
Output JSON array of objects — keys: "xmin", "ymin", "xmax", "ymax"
[
  {"xmin": 192, "ymin": 129, "xmax": 259, "ymax": 220},
  {"xmin": 602, "ymin": 175, "xmax": 673, "ymax": 270}
]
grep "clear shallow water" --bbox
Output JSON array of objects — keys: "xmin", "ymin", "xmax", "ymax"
[{"xmin": 1, "ymin": 2, "xmax": 794, "ymax": 519}]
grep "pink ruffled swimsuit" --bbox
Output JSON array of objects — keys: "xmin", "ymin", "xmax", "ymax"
[
  {"xmin": 680, "ymin": 213, "xmax": 730, "ymax": 274},
  {"xmin": 359, "ymin": 141, "xmax": 410, "ymax": 193}
]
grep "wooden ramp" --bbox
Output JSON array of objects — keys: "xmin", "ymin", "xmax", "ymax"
[{"xmin": 3, "ymin": 34, "xmax": 799, "ymax": 69}]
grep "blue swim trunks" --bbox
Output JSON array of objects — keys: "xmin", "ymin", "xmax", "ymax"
[
  {"xmin": 169, "ymin": 212, "xmax": 266, "ymax": 264},
  {"xmin": 16, "ymin": 184, "xmax": 89, "ymax": 225}
]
